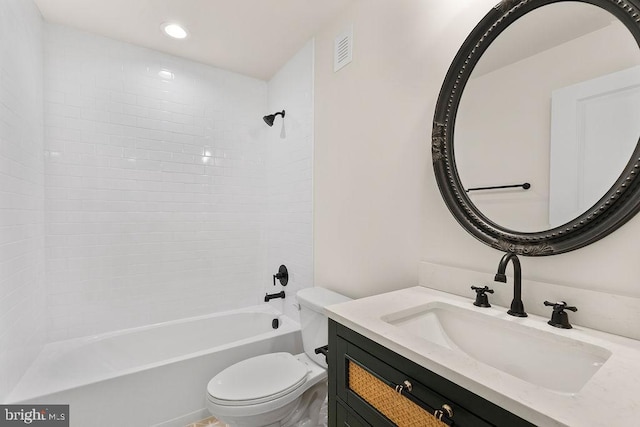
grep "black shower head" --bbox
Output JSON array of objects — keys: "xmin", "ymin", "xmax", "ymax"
[
  {"xmin": 263, "ymin": 110, "xmax": 285, "ymax": 127},
  {"xmin": 263, "ymin": 114, "xmax": 275, "ymax": 127}
]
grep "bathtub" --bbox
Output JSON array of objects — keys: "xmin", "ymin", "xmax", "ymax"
[{"xmin": 7, "ymin": 305, "xmax": 302, "ymax": 427}]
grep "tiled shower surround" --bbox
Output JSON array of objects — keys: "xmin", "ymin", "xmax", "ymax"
[
  {"xmin": 42, "ymin": 25, "xmax": 314, "ymax": 341},
  {"xmin": 44, "ymin": 25, "xmax": 270, "ymax": 340},
  {"xmin": 265, "ymin": 41, "xmax": 314, "ymax": 321}
]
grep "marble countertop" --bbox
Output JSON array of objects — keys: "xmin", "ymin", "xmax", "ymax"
[{"xmin": 326, "ymin": 286, "xmax": 640, "ymax": 427}]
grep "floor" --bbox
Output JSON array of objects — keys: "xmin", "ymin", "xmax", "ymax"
[
  {"xmin": 185, "ymin": 417, "xmax": 226, "ymax": 427},
  {"xmin": 186, "ymin": 399, "xmax": 328, "ymax": 427}
]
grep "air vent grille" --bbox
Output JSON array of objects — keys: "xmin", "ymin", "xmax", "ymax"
[{"xmin": 334, "ymin": 25, "xmax": 353, "ymax": 72}]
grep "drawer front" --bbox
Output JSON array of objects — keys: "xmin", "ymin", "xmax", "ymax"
[
  {"xmin": 348, "ymin": 359, "xmax": 451, "ymax": 427},
  {"xmin": 338, "ymin": 337, "xmax": 491, "ymax": 427}
]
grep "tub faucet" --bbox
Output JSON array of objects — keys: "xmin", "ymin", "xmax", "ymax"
[
  {"xmin": 494, "ymin": 253, "xmax": 527, "ymax": 317},
  {"xmin": 264, "ymin": 291, "xmax": 285, "ymax": 302}
]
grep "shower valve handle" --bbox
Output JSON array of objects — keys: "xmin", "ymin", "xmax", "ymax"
[{"xmin": 273, "ymin": 265, "xmax": 289, "ymax": 287}]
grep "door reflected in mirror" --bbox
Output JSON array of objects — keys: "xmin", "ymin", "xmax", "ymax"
[{"xmin": 455, "ymin": 1, "xmax": 640, "ymax": 232}]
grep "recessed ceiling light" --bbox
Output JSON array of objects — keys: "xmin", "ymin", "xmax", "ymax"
[{"xmin": 161, "ymin": 23, "xmax": 188, "ymax": 39}]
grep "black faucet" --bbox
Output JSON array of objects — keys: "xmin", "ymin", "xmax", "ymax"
[
  {"xmin": 264, "ymin": 291, "xmax": 285, "ymax": 302},
  {"xmin": 494, "ymin": 253, "xmax": 527, "ymax": 317}
]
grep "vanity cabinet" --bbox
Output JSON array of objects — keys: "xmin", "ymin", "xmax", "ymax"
[{"xmin": 328, "ymin": 320, "xmax": 535, "ymax": 427}]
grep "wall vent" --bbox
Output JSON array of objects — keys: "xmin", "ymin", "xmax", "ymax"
[{"xmin": 334, "ymin": 25, "xmax": 353, "ymax": 72}]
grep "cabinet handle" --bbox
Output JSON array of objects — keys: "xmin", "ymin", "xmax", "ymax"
[
  {"xmin": 394, "ymin": 380, "xmax": 412, "ymax": 394},
  {"xmin": 434, "ymin": 404, "xmax": 454, "ymax": 421}
]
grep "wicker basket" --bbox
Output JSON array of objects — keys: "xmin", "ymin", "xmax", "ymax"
[{"xmin": 348, "ymin": 361, "xmax": 449, "ymax": 427}]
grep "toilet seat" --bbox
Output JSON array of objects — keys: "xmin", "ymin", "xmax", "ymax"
[{"xmin": 207, "ymin": 352, "xmax": 309, "ymax": 406}]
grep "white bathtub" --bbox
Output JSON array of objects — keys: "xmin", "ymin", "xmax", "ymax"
[{"xmin": 7, "ymin": 305, "xmax": 302, "ymax": 427}]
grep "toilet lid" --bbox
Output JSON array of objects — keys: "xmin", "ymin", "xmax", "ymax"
[{"xmin": 207, "ymin": 353, "xmax": 309, "ymax": 405}]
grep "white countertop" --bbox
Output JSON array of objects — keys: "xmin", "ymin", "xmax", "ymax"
[{"xmin": 326, "ymin": 286, "xmax": 640, "ymax": 427}]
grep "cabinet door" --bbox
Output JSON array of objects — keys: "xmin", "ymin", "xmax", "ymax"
[{"xmin": 336, "ymin": 400, "xmax": 371, "ymax": 427}]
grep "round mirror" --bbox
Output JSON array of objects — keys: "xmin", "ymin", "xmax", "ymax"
[
  {"xmin": 432, "ymin": 0, "xmax": 640, "ymax": 255},
  {"xmin": 456, "ymin": 1, "xmax": 640, "ymax": 232}
]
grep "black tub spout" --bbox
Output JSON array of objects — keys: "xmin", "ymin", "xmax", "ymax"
[{"xmin": 264, "ymin": 291, "xmax": 285, "ymax": 302}]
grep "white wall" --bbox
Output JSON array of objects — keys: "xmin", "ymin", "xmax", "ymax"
[
  {"xmin": 314, "ymin": 0, "xmax": 640, "ymax": 332},
  {"xmin": 0, "ymin": 0, "xmax": 45, "ymax": 401},
  {"xmin": 264, "ymin": 41, "xmax": 315, "ymax": 321},
  {"xmin": 314, "ymin": 0, "xmax": 443, "ymax": 297},
  {"xmin": 44, "ymin": 25, "xmax": 270, "ymax": 340}
]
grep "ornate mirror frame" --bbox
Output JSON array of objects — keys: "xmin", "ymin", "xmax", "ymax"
[{"xmin": 432, "ymin": 0, "xmax": 640, "ymax": 256}]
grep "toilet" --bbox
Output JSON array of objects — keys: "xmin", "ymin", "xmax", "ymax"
[{"xmin": 205, "ymin": 287, "xmax": 351, "ymax": 427}]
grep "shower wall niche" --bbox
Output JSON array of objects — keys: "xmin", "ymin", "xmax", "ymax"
[{"xmin": 43, "ymin": 25, "xmax": 314, "ymax": 341}]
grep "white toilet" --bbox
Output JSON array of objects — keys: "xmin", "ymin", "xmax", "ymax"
[{"xmin": 205, "ymin": 287, "xmax": 351, "ymax": 427}]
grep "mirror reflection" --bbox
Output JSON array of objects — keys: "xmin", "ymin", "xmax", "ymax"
[{"xmin": 455, "ymin": 1, "xmax": 640, "ymax": 232}]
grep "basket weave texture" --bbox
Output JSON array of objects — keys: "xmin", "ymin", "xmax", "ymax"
[{"xmin": 348, "ymin": 361, "xmax": 448, "ymax": 427}]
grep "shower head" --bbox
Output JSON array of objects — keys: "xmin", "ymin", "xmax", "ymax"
[
  {"xmin": 263, "ymin": 114, "xmax": 275, "ymax": 126},
  {"xmin": 263, "ymin": 110, "xmax": 285, "ymax": 127}
]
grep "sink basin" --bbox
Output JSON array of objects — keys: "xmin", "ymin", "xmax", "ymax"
[{"xmin": 383, "ymin": 302, "xmax": 611, "ymax": 394}]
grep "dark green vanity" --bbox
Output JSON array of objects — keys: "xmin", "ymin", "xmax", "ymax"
[{"xmin": 328, "ymin": 320, "xmax": 534, "ymax": 427}]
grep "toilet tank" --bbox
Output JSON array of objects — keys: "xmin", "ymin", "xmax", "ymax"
[{"xmin": 297, "ymin": 287, "xmax": 351, "ymax": 368}]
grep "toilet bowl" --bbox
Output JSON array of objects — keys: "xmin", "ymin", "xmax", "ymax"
[
  {"xmin": 206, "ymin": 353, "xmax": 326, "ymax": 427},
  {"xmin": 205, "ymin": 288, "xmax": 350, "ymax": 427}
]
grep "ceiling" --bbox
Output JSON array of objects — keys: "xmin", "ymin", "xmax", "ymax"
[{"xmin": 34, "ymin": 0, "xmax": 353, "ymax": 81}]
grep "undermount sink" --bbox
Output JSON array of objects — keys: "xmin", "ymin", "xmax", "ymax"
[{"xmin": 382, "ymin": 302, "xmax": 611, "ymax": 394}]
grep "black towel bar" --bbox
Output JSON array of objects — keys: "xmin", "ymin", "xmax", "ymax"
[{"xmin": 465, "ymin": 182, "xmax": 531, "ymax": 193}]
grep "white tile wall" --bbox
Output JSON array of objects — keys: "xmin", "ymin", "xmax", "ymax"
[
  {"xmin": 0, "ymin": 1, "xmax": 314, "ymax": 398},
  {"xmin": 44, "ymin": 25, "xmax": 271, "ymax": 340},
  {"xmin": 264, "ymin": 41, "xmax": 315, "ymax": 321},
  {"xmin": 0, "ymin": 0, "xmax": 46, "ymax": 401}
]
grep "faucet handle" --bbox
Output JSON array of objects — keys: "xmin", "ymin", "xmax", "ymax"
[
  {"xmin": 544, "ymin": 301, "xmax": 578, "ymax": 329},
  {"xmin": 544, "ymin": 301, "xmax": 578, "ymax": 312},
  {"xmin": 471, "ymin": 285, "xmax": 494, "ymax": 294},
  {"xmin": 471, "ymin": 286, "xmax": 494, "ymax": 307}
]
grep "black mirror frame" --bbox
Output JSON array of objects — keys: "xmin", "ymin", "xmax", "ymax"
[{"xmin": 432, "ymin": 0, "xmax": 640, "ymax": 256}]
